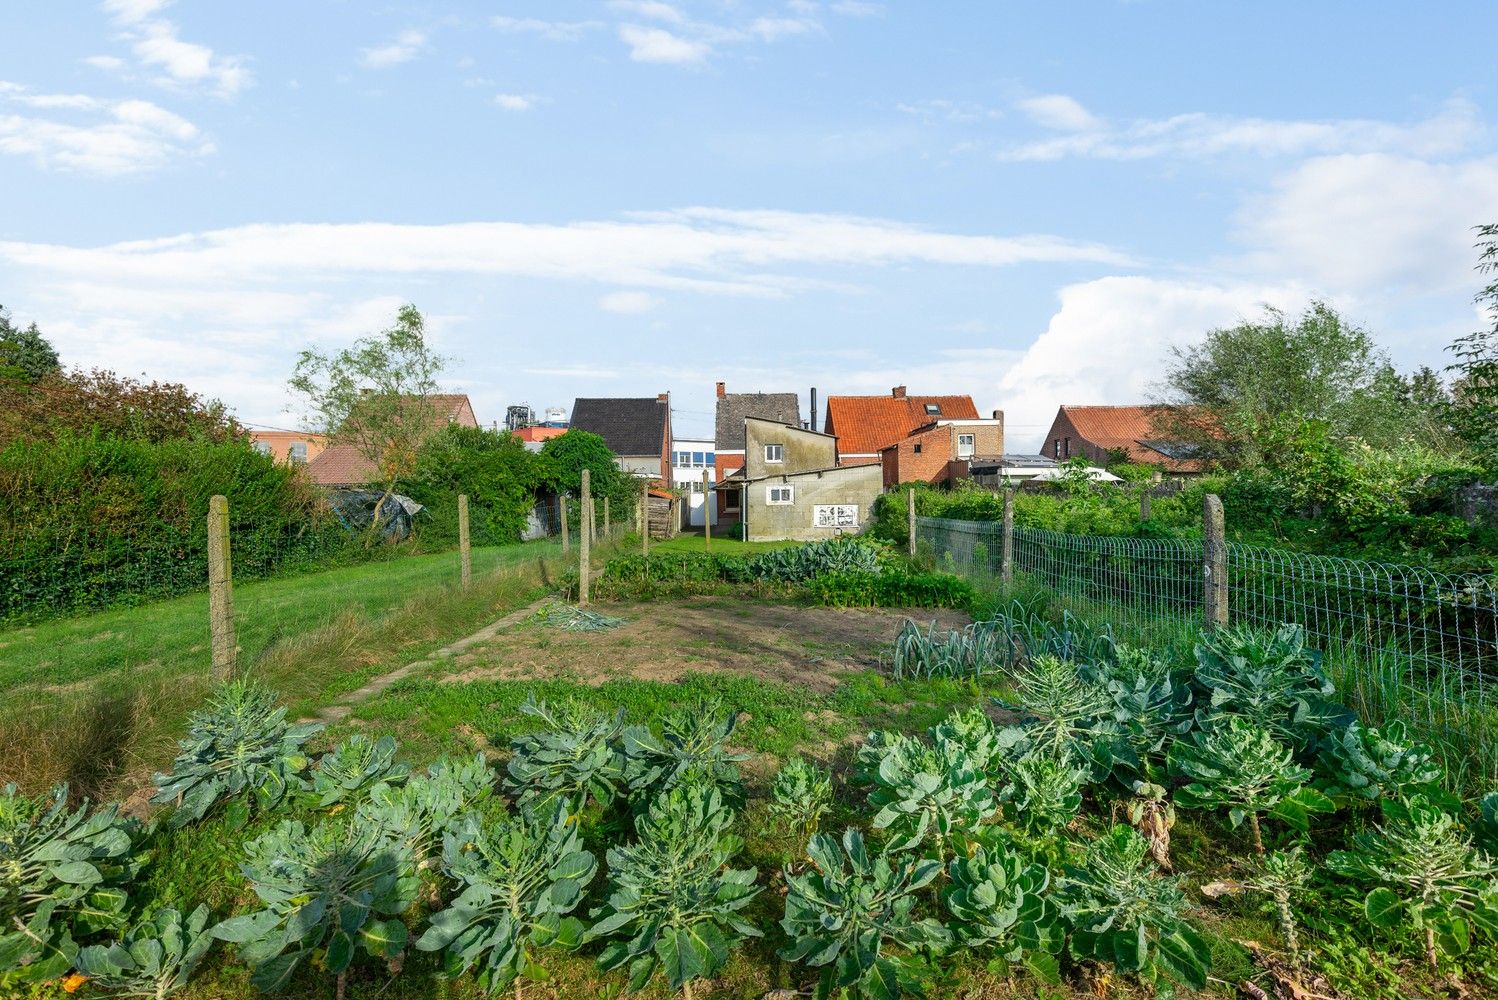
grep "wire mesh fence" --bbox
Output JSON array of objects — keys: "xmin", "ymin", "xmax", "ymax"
[{"xmin": 916, "ymin": 514, "xmax": 1498, "ymax": 734}]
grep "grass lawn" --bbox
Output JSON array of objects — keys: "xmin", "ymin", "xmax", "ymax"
[{"xmin": 0, "ymin": 538, "xmax": 576, "ymax": 797}]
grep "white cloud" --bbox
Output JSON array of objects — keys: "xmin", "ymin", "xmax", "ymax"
[
  {"xmin": 995, "ymin": 276, "xmax": 1307, "ymax": 445},
  {"xmin": 83, "ymin": 55, "xmax": 126, "ymax": 71},
  {"xmin": 609, "ymin": 1, "xmax": 687, "ymax": 25},
  {"xmin": 493, "ymin": 93, "xmax": 536, "ymax": 112},
  {"xmin": 101, "ymin": 0, "xmax": 252, "ymax": 96},
  {"xmin": 361, "ymin": 29, "xmax": 428, "ymax": 69},
  {"xmin": 748, "ymin": 16, "xmax": 818, "ymax": 41},
  {"xmin": 618, "ymin": 25, "xmax": 710, "ymax": 64},
  {"xmin": 599, "ymin": 290, "xmax": 661, "ymax": 313},
  {"xmin": 1016, "ymin": 94, "xmax": 1101, "ymax": 132},
  {"xmin": 1237, "ymin": 152, "xmax": 1498, "ymax": 294},
  {"xmin": 997, "ymin": 97, "xmax": 1482, "ymax": 162},
  {"xmin": 491, "ymin": 16, "xmax": 603, "ymax": 41},
  {"xmin": 896, "ymin": 99, "xmax": 1002, "ymax": 124},
  {"xmin": 0, "ymin": 81, "xmax": 211, "ymax": 174}
]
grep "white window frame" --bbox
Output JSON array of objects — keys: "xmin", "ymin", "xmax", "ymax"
[
  {"xmin": 289, "ymin": 441, "xmax": 308, "ymax": 463},
  {"xmin": 958, "ymin": 433, "xmax": 975, "ymax": 458},
  {"xmin": 766, "ymin": 484, "xmax": 794, "ymax": 505},
  {"xmin": 764, "ymin": 443, "xmax": 784, "ymax": 464}
]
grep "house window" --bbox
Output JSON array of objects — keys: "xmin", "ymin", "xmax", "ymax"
[
  {"xmin": 1063, "ymin": 437, "xmax": 1070, "ymax": 458},
  {"xmin": 766, "ymin": 484, "xmax": 794, "ymax": 505},
  {"xmin": 764, "ymin": 443, "xmax": 784, "ymax": 464},
  {"xmin": 690, "ymin": 480, "xmax": 704, "ymax": 494},
  {"xmin": 958, "ymin": 433, "xmax": 975, "ymax": 459},
  {"xmin": 913, "ymin": 443, "xmax": 922, "ymax": 454},
  {"xmin": 706, "ymin": 452, "xmax": 715, "ymax": 466},
  {"xmin": 693, "ymin": 451, "xmax": 705, "ymax": 467},
  {"xmin": 253, "ymin": 441, "xmax": 272, "ymax": 456},
  {"xmin": 724, "ymin": 490, "xmax": 740, "ymax": 512},
  {"xmin": 1053, "ymin": 439, "xmax": 1061, "ymax": 458},
  {"xmin": 289, "ymin": 442, "xmax": 308, "ymax": 464},
  {"xmin": 924, "ymin": 403, "xmax": 941, "ymax": 415}
]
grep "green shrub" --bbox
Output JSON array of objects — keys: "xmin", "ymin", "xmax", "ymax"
[{"xmin": 811, "ymin": 568, "xmax": 973, "ymax": 608}]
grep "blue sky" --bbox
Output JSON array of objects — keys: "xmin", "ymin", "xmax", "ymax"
[{"xmin": 2, "ymin": 2, "xmax": 1496, "ymax": 445}]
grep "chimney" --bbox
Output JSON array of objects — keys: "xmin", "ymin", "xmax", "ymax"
[
  {"xmin": 715, "ymin": 381, "xmax": 726, "ymax": 398},
  {"xmin": 891, "ymin": 385, "xmax": 907, "ymax": 399},
  {"xmin": 657, "ymin": 392, "xmax": 669, "ymax": 402},
  {"xmin": 810, "ymin": 388, "xmax": 818, "ymax": 433},
  {"xmin": 992, "ymin": 410, "xmax": 1001, "ymax": 421}
]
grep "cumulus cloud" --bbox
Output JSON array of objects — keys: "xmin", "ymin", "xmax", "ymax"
[
  {"xmin": 101, "ymin": 0, "xmax": 252, "ymax": 96},
  {"xmin": 493, "ymin": 93, "xmax": 536, "ymax": 111},
  {"xmin": 0, "ymin": 81, "xmax": 211, "ymax": 174},
  {"xmin": 611, "ymin": 2, "xmax": 819, "ymax": 65},
  {"xmin": 618, "ymin": 25, "xmax": 711, "ymax": 64},
  {"xmin": 491, "ymin": 16, "xmax": 603, "ymax": 42},
  {"xmin": 599, "ymin": 290, "xmax": 661, "ymax": 313},
  {"xmin": 997, "ymin": 96, "xmax": 1482, "ymax": 162},
  {"xmin": 361, "ymin": 29, "xmax": 428, "ymax": 69}
]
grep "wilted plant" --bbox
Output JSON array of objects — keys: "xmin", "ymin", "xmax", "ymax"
[
  {"xmin": 862, "ymin": 730, "xmax": 995, "ymax": 861},
  {"xmin": 943, "ymin": 838, "xmax": 1063, "ymax": 981},
  {"xmin": 997, "ymin": 654, "xmax": 1112, "ymax": 760},
  {"xmin": 1328, "ymin": 795, "xmax": 1498, "ymax": 970},
  {"xmin": 1168, "ymin": 717, "xmax": 1334, "ymax": 854},
  {"xmin": 586, "ymin": 785, "xmax": 760, "ymax": 998},
  {"xmin": 623, "ymin": 698, "xmax": 748, "ymax": 801},
  {"xmin": 0, "ymin": 784, "xmax": 136, "ymax": 984},
  {"xmin": 768, "ymin": 757, "xmax": 833, "ymax": 842},
  {"xmin": 503, "ymin": 696, "xmax": 627, "ymax": 814},
  {"xmin": 151, "ymin": 679, "xmax": 322, "ymax": 828},
  {"xmin": 358, "ymin": 754, "xmax": 494, "ymax": 866},
  {"xmin": 417, "ymin": 803, "xmax": 596, "ymax": 997},
  {"xmin": 1124, "ymin": 781, "xmax": 1176, "ymax": 871},
  {"xmin": 780, "ymin": 828, "xmax": 951, "ymax": 1000},
  {"xmin": 212, "ymin": 816, "xmax": 417, "ymax": 994},
  {"xmin": 1315, "ymin": 720, "xmax": 1442, "ymax": 805},
  {"xmin": 997, "ymin": 751, "xmax": 1088, "ymax": 837},
  {"xmin": 1057, "ymin": 825, "xmax": 1211, "ymax": 991},
  {"xmin": 312, "ymin": 734, "xmax": 409, "ymax": 807},
  {"xmin": 76, "ymin": 905, "xmax": 215, "ymax": 998},
  {"xmin": 1192, "ymin": 623, "xmax": 1349, "ymax": 750}
]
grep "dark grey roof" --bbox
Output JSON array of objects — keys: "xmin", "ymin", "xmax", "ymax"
[
  {"xmin": 570, "ymin": 397, "xmax": 668, "ymax": 457},
  {"xmin": 715, "ymin": 392, "xmax": 801, "ymax": 449}
]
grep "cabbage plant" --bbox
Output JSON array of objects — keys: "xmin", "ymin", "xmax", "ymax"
[
  {"xmin": 997, "ymin": 751, "xmax": 1088, "ymax": 837},
  {"xmin": 358, "ymin": 754, "xmax": 494, "ymax": 865},
  {"xmin": 585, "ymin": 786, "xmax": 760, "ymax": 997},
  {"xmin": 311, "ymin": 734, "xmax": 408, "ymax": 807},
  {"xmin": 779, "ymin": 828, "xmax": 950, "ymax": 1000},
  {"xmin": 862, "ymin": 730, "xmax": 994, "ymax": 861},
  {"xmin": 503, "ymin": 696, "xmax": 627, "ymax": 814},
  {"xmin": 996, "ymin": 654, "xmax": 1112, "ymax": 760},
  {"xmin": 417, "ymin": 803, "xmax": 596, "ymax": 996},
  {"xmin": 1315, "ymin": 721, "xmax": 1442, "ymax": 804},
  {"xmin": 1192, "ymin": 623, "xmax": 1349, "ymax": 750},
  {"xmin": 150, "ymin": 679, "xmax": 322, "ymax": 828},
  {"xmin": 76, "ymin": 904, "xmax": 215, "ymax": 998},
  {"xmin": 622, "ymin": 698, "xmax": 747, "ymax": 801},
  {"xmin": 769, "ymin": 757, "xmax": 833, "ymax": 842},
  {"xmin": 212, "ymin": 816, "xmax": 417, "ymax": 993},
  {"xmin": 943, "ymin": 839, "xmax": 1062, "ymax": 981}
]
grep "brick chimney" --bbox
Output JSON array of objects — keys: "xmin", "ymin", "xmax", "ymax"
[
  {"xmin": 657, "ymin": 392, "xmax": 669, "ymax": 402},
  {"xmin": 891, "ymin": 385, "xmax": 907, "ymax": 399},
  {"xmin": 992, "ymin": 410, "xmax": 1002, "ymax": 421},
  {"xmin": 715, "ymin": 381, "xmax": 726, "ymax": 398}
]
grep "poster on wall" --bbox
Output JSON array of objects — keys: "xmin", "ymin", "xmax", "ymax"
[{"xmin": 813, "ymin": 504, "xmax": 858, "ymax": 528}]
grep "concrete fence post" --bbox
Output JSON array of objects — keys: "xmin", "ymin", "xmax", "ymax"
[
  {"xmin": 457, "ymin": 494, "xmax": 472, "ymax": 589},
  {"xmin": 604, "ymin": 497, "xmax": 611, "ymax": 539},
  {"xmin": 1140, "ymin": 487, "xmax": 1152, "ymax": 522},
  {"xmin": 580, "ymin": 470, "xmax": 591, "ymax": 607},
  {"xmin": 907, "ymin": 488, "xmax": 916, "ymax": 557},
  {"xmin": 1203, "ymin": 493, "xmax": 1228, "ymax": 630},
  {"xmin": 703, "ymin": 470, "xmax": 712, "ymax": 550},
  {"xmin": 560, "ymin": 495, "xmax": 570, "ymax": 553},
  {"xmin": 1001, "ymin": 487, "xmax": 1014, "ymax": 586},
  {"xmin": 207, "ymin": 494, "xmax": 237, "ymax": 682}
]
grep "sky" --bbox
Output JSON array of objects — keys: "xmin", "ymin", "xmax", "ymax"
[{"xmin": 2, "ymin": 2, "xmax": 1496, "ymax": 446}]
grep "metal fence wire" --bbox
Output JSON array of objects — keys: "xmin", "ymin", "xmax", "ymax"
[{"xmin": 915, "ymin": 515, "xmax": 1498, "ymax": 728}]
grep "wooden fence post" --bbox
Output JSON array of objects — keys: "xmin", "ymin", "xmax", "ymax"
[
  {"xmin": 604, "ymin": 497, "xmax": 611, "ymax": 539},
  {"xmin": 703, "ymin": 470, "xmax": 712, "ymax": 550},
  {"xmin": 579, "ymin": 471, "xmax": 591, "ymax": 607},
  {"xmin": 560, "ymin": 495, "xmax": 569, "ymax": 553},
  {"xmin": 1001, "ymin": 488, "xmax": 1014, "ymax": 585},
  {"xmin": 207, "ymin": 494, "xmax": 237, "ymax": 682},
  {"xmin": 458, "ymin": 494, "xmax": 472, "ymax": 588},
  {"xmin": 1203, "ymin": 493, "xmax": 1228, "ymax": 630},
  {"xmin": 907, "ymin": 488, "xmax": 917, "ymax": 557},
  {"xmin": 1140, "ymin": 487, "xmax": 1152, "ymax": 522},
  {"xmin": 640, "ymin": 497, "xmax": 650, "ymax": 555}
]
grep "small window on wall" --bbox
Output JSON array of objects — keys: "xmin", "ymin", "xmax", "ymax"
[
  {"xmin": 253, "ymin": 441, "xmax": 272, "ymax": 456},
  {"xmin": 289, "ymin": 442, "xmax": 308, "ymax": 463},
  {"xmin": 958, "ymin": 433, "xmax": 975, "ymax": 458},
  {"xmin": 724, "ymin": 491, "xmax": 740, "ymax": 512},
  {"xmin": 764, "ymin": 443, "xmax": 784, "ymax": 463},
  {"xmin": 766, "ymin": 484, "xmax": 794, "ymax": 504},
  {"xmin": 1063, "ymin": 437, "xmax": 1071, "ymax": 458}
]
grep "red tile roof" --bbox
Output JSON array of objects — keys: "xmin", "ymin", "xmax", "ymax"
[
  {"xmin": 1058, "ymin": 404, "xmax": 1208, "ymax": 472},
  {"xmin": 824, "ymin": 393, "xmax": 979, "ymax": 456},
  {"xmin": 305, "ymin": 393, "xmax": 479, "ymax": 486}
]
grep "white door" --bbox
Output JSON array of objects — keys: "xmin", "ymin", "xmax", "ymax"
[{"xmin": 686, "ymin": 480, "xmax": 716, "ymax": 527}]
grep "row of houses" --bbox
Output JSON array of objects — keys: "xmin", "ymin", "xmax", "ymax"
[{"xmin": 248, "ymin": 385, "xmax": 1200, "ymax": 542}]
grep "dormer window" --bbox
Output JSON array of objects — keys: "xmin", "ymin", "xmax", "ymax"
[{"xmin": 924, "ymin": 403, "xmax": 941, "ymax": 415}]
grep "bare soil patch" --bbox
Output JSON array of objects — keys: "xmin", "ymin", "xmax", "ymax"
[{"xmin": 435, "ymin": 597, "xmax": 970, "ymax": 692}]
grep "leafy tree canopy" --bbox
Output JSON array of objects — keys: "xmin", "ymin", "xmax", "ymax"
[
  {"xmin": 1446, "ymin": 223, "xmax": 1498, "ymax": 466},
  {"xmin": 539, "ymin": 429, "xmax": 642, "ymax": 515},
  {"xmin": 0, "ymin": 306, "xmax": 60, "ymax": 385},
  {"xmin": 0, "ymin": 368, "xmax": 242, "ymax": 448},
  {"xmin": 406, "ymin": 425, "xmax": 547, "ymax": 544}
]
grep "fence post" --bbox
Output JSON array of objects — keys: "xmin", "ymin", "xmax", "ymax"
[
  {"xmin": 1203, "ymin": 493, "xmax": 1228, "ymax": 630},
  {"xmin": 207, "ymin": 494, "xmax": 237, "ymax": 682},
  {"xmin": 703, "ymin": 470, "xmax": 712, "ymax": 550},
  {"xmin": 1140, "ymin": 487, "xmax": 1152, "ymax": 522},
  {"xmin": 560, "ymin": 495, "xmax": 570, "ymax": 553},
  {"xmin": 604, "ymin": 497, "xmax": 611, "ymax": 539},
  {"xmin": 580, "ymin": 470, "xmax": 591, "ymax": 607},
  {"xmin": 907, "ymin": 488, "xmax": 916, "ymax": 557},
  {"xmin": 458, "ymin": 494, "xmax": 472, "ymax": 589},
  {"xmin": 641, "ymin": 496, "xmax": 650, "ymax": 555},
  {"xmin": 1001, "ymin": 488, "xmax": 1014, "ymax": 586}
]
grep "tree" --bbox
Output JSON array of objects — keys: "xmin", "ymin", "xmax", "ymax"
[
  {"xmin": 289, "ymin": 304, "xmax": 448, "ymax": 534},
  {"xmin": 406, "ymin": 425, "xmax": 546, "ymax": 543},
  {"xmin": 0, "ymin": 367, "xmax": 241, "ymax": 447},
  {"xmin": 0, "ymin": 306, "xmax": 60, "ymax": 384},
  {"xmin": 1446, "ymin": 223, "xmax": 1498, "ymax": 465},
  {"xmin": 538, "ymin": 429, "xmax": 642, "ymax": 526},
  {"xmin": 1154, "ymin": 301, "xmax": 1436, "ymax": 467}
]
